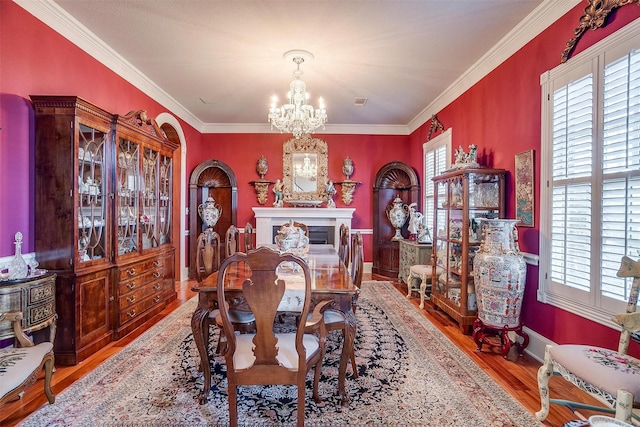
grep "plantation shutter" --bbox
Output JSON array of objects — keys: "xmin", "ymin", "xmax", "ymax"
[
  {"xmin": 424, "ymin": 139, "xmax": 449, "ymax": 238},
  {"xmin": 600, "ymin": 49, "xmax": 640, "ymax": 302},
  {"xmin": 550, "ymin": 74, "xmax": 593, "ymax": 293}
]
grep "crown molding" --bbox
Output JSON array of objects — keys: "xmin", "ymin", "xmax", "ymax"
[
  {"xmin": 200, "ymin": 123, "xmax": 409, "ymax": 135},
  {"xmin": 14, "ymin": 0, "xmax": 204, "ymax": 131},
  {"xmin": 16, "ymin": 0, "xmax": 579, "ymax": 136},
  {"xmin": 408, "ymin": 0, "xmax": 581, "ymax": 134}
]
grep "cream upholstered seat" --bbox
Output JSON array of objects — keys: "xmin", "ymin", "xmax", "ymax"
[
  {"xmin": 216, "ymin": 247, "xmax": 328, "ymax": 427},
  {"xmin": 0, "ymin": 311, "xmax": 55, "ymax": 407},
  {"xmin": 536, "ymin": 256, "xmax": 640, "ymax": 424}
]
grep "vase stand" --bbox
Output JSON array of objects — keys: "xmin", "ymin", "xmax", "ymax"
[{"xmin": 472, "ymin": 318, "xmax": 530, "ymax": 359}]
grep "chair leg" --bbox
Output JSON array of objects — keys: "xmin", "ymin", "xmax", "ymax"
[
  {"xmin": 535, "ymin": 344, "xmax": 554, "ymax": 421},
  {"xmin": 297, "ymin": 383, "xmax": 306, "ymax": 427},
  {"xmin": 615, "ymin": 389, "xmax": 633, "ymax": 423},
  {"xmin": 312, "ymin": 359, "xmax": 323, "ymax": 404},
  {"xmin": 350, "ymin": 349, "xmax": 358, "ymax": 379},
  {"xmin": 229, "ymin": 384, "xmax": 238, "ymax": 427},
  {"xmin": 43, "ymin": 355, "xmax": 55, "ymax": 404}
]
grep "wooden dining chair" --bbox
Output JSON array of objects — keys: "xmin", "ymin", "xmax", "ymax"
[
  {"xmin": 225, "ymin": 225, "xmax": 240, "ymax": 258},
  {"xmin": 338, "ymin": 224, "xmax": 350, "ymax": 268},
  {"xmin": 536, "ymin": 255, "xmax": 640, "ymax": 424},
  {"xmin": 196, "ymin": 228, "xmax": 254, "ymax": 354},
  {"xmin": 195, "ymin": 228, "xmax": 221, "ymax": 282},
  {"xmin": 312, "ymin": 230, "xmax": 363, "ymax": 380},
  {"xmin": 244, "ymin": 223, "xmax": 254, "ymax": 252},
  {"xmin": 216, "ymin": 247, "xmax": 328, "ymax": 427}
]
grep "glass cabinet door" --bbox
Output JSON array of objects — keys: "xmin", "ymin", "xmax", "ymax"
[
  {"xmin": 158, "ymin": 154, "xmax": 172, "ymax": 245},
  {"xmin": 116, "ymin": 138, "xmax": 140, "ymax": 256},
  {"xmin": 141, "ymin": 147, "xmax": 158, "ymax": 250},
  {"xmin": 77, "ymin": 123, "xmax": 108, "ymax": 264}
]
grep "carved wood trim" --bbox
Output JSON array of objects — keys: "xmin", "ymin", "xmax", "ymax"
[
  {"xmin": 561, "ymin": 0, "xmax": 640, "ymax": 64},
  {"xmin": 427, "ymin": 114, "xmax": 445, "ymax": 141}
]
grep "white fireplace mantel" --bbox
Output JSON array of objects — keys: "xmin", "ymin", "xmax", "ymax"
[{"xmin": 252, "ymin": 207, "xmax": 355, "ymax": 250}]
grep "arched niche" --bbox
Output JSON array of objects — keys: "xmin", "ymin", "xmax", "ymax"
[
  {"xmin": 189, "ymin": 159, "xmax": 237, "ymax": 279},
  {"xmin": 372, "ymin": 161, "xmax": 420, "ymax": 278}
]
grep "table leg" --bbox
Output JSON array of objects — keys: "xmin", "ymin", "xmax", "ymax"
[
  {"xmin": 191, "ymin": 306, "xmax": 211, "ymax": 404},
  {"xmin": 339, "ymin": 309, "xmax": 357, "ymax": 406}
]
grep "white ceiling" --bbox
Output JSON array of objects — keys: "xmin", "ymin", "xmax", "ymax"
[{"xmin": 18, "ymin": 0, "xmax": 580, "ymax": 134}]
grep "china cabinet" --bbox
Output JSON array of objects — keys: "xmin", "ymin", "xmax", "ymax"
[
  {"xmin": 431, "ymin": 167, "xmax": 505, "ymax": 334},
  {"xmin": 31, "ymin": 96, "xmax": 177, "ymax": 364}
]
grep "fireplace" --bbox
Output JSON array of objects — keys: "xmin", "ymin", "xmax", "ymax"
[{"xmin": 252, "ymin": 207, "xmax": 355, "ymax": 251}]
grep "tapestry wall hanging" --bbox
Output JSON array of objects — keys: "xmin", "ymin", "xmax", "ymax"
[{"xmin": 515, "ymin": 149, "xmax": 534, "ymax": 227}]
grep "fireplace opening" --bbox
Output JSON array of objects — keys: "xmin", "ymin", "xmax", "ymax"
[{"xmin": 272, "ymin": 225, "xmax": 335, "ymax": 245}]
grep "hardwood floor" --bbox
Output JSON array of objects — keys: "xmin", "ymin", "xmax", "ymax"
[{"xmin": 1, "ymin": 274, "xmax": 606, "ymax": 426}]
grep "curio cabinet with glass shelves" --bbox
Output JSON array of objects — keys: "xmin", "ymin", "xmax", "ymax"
[{"xmin": 431, "ymin": 167, "xmax": 505, "ymax": 334}]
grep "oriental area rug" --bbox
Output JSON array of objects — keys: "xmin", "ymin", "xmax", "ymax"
[{"xmin": 20, "ymin": 281, "xmax": 541, "ymax": 426}]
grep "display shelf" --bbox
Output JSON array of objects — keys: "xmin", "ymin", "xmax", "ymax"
[{"xmin": 431, "ymin": 167, "xmax": 505, "ymax": 334}]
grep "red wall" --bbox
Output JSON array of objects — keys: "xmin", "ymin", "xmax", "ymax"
[
  {"xmin": 409, "ymin": 4, "xmax": 640, "ymax": 354},
  {"xmin": 3, "ymin": 0, "xmax": 640, "ymax": 354}
]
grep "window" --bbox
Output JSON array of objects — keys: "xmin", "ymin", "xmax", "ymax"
[
  {"xmin": 540, "ymin": 21, "xmax": 640, "ymax": 325},
  {"xmin": 423, "ymin": 128, "xmax": 451, "ymax": 238}
]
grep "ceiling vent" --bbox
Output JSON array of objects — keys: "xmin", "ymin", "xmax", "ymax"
[{"xmin": 354, "ymin": 98, "xmax": 368, "ymax": 106}]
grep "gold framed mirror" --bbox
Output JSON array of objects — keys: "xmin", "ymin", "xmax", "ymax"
[{"xmin": 282, "ymin": 134, "xmax": 328, "ymax": 205}]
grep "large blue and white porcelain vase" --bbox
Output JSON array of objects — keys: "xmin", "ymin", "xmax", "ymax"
[{"xmin": 473, "ymin": 219, "xmax": 526, "ymax": 328}]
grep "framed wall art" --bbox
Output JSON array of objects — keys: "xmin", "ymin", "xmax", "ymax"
[{"xmin": 515, "ymin": 149, "xmax": 534, "ymax": 227}]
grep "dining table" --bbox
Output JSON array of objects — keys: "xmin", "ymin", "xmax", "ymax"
[{"xmin": 191, "ymin": 244, "xmax": 358, "ymax": 406}]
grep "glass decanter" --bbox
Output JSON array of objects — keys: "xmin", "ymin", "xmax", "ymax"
[{"xmin": 8, "ymin": 231, "xmax": 28, "ymax": 280}]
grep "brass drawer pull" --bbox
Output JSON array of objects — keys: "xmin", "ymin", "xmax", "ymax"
[
  {"xmin": 153, "ymin": 271, "xmax": 161, "ymax": 278},
  {"xmin": 153, "ymin": 296, "xmax": 161, "ymax": 303},
  {"xmin": 126, "ymin": 295, "xmax": 136, "ymax": 303},
  {"xmin": 126, "ymin": 282, "xmax": 136, "ymax": 290},
  {"xmin": 153, "ymin": 260, "xmax": 161, "ymax": 267},
  {"xmin": 127, "ymin": 309, "xmax": 136, "ymax": 318},
  {"xmin": 126, "ymin": 268, "xmax": 136, "ymax": 276},
  {"xmin": 153, "ymin": 283, "xmax": 161, "ymax": 291}
]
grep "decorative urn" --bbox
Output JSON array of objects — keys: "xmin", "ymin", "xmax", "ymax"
[
  {"xmin": 256, "ymin": 156, "xmax": 268, "ymax": 179},
  {"xmin": 342, "ymin": 156, "xmax": 354, "ymax": 180},
  {"xmin": 274, "ymin": 220, "xmax": 309, "ymax": 259},
  {"xmin": 386, "ymin": 196, "xmax": 408, "ymax": 241},
  {"xmin": 472, "ymin": 219, "xmax": 526, "ymax": 328},
  {"xmin": 197, "ymin": 196, "xmax": 222, "ymax": 229}
]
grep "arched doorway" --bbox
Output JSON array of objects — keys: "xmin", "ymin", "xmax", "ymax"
[
  {"xmin": 188, "ymin": 159, "xmax": 238, "ymax": 279},
  {"xmin": 372, "ymin": 161, "xmax": 419, "ymax": 278}
]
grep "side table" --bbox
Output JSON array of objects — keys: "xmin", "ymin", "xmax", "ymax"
[
  {"xmin": 0, "ymin": 272, "xmax": 57, "ymax": 344},
  {"xmin": 398, "ymin": 240, "xmax": 432, "ymax": 284}
]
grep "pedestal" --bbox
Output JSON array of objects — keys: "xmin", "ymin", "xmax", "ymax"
[{"xmin": 472, "ymin": 318, "xmax": 529, "ymax": 359}]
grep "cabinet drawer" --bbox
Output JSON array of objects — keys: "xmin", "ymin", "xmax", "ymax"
[
  {"xmin": 118, "ymin": 282, "xmax": 159, "ymax": 309},
  {"xmin": 118, "ymin": 293, "xmax": 162, "ymax": 324},
  {"xmin": 118, "ymin": 258, "xmax": 164, "ymax": 281},
  {"xmin": 118, "ymin": 269, "xmax": 163, "ymax": 295}
]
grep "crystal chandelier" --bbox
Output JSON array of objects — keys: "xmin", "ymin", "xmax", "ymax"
[
  {"xmin": 268, "ymin": 50, "xmax": 327, "ymax": 139},
  {"xmin": 295, "ymin": 154, "xmax": 317, "ymax": 179}
]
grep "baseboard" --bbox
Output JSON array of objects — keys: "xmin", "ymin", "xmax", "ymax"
[{"xmin": 522, "ymin": 325, "xmax": 554, "ymax": 363}]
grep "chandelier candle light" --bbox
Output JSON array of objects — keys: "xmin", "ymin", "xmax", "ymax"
[{"xmin": 268, "ymin": 50, "xmax": 327, "ymax": 139}]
